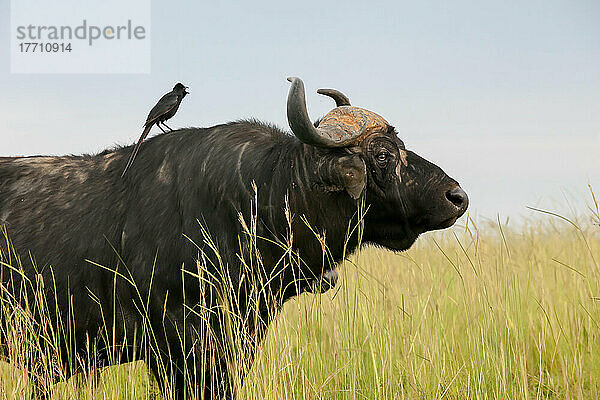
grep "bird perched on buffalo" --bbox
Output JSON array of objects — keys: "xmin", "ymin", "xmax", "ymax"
[{"xmin": 122, "ymin": 82, "xmax": 189, "ymax": 177}]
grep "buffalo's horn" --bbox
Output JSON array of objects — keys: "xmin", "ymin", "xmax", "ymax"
[
  {"xmin": 286, "ymin": 77, "xmax": 342, "ymax": 147},
  {"xmin": 286, "ymin": 77, "xmax": 389, "ymax": 148},
  {"xmin": 317, "ymin": 88, "xmax": 351, "ymax": 106}
]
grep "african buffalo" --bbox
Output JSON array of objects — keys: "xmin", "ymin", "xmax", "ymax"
[{"xmin": 0, "ymin": 77, "xmax": 468, "ymax": 398}]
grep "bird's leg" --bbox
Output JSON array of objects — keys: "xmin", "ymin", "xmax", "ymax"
[
  {"xmin": 157, "ymin": 123, "xmax": 168, "ymax": 134},
  {"xmin": 161, "ymin": 122, "xmax": 174, "ymax": 132}
]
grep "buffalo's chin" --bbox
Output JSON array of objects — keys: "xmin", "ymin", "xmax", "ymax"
[
  {"xmin": 428, "ymin": 216, "xmax": 459, "ymax": 231},
  {"xmin": 369, "ymin": 215, "xmax": 460, "ymax": 251},
  {"xmin": 364, "ymin": 220, "xmax": 420, "ymax": 252},
  {"xmin": 365, "ymin": 227, "xmax": 420, "ymax": 252},
  {"xmin": 369, "ymin": 236, "xmax": 419, "ymax": 252}
]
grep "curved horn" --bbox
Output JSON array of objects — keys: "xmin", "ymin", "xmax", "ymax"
[
  {"xmin": 286, "ymin": 77, "xmax": 343, "ymax": 147},
  {"xmin": 286, "ymin": 77, "xmax": 389, "ymax": 148},
  {"xmin": 317, "ymin": 88, "xmax": 351, "ymax": 106}
]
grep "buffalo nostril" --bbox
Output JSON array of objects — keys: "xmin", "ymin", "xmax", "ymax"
[{"xmin": 446, "ymin": 187, "xmax": 468, "ymax": 210}]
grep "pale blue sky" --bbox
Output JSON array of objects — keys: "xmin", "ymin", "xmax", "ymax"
[{"xmin": 1, "ymin": 0, "xmax": 599, "ymax": 220}]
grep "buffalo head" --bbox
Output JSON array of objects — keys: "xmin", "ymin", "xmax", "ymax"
[{"xmin": 286, "ymin": 77, "xmax": 468, "ymax": 252}]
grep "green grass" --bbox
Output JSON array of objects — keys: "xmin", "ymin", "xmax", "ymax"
[
  {"xmin": 243, "ymin": 215, "xmax": 599, "ymax": 400},
  {"xmin": 2, "ymin": 194, "xmax": 599, "ymax": 399}
]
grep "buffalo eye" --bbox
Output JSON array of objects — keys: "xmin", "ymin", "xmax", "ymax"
[{"xmin": 376, "ymin": 151, "xmax": 389, "ymax": 165}]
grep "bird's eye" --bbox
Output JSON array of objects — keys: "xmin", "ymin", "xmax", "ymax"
[{"xmin": 376, "ymin": 152, "xmax": 388, "ymax": 163}]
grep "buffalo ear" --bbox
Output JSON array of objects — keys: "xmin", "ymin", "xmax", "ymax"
[{"xmin": 335, "ymin": 154, "xmax": 367, "ymax": 200}]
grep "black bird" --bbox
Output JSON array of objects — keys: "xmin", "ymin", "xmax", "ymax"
[{"xmin": 122, "ymin": 83, "xmax": 189, "ymax": 177}]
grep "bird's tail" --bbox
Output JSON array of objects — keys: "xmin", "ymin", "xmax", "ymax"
[{"xmin": 121, "ymin": 125, "xmax": 152, "ymax": 178}]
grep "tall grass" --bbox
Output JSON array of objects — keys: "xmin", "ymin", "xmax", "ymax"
[{"xmin": 1, "ymin": 187, "xmax": 599, "ymax": 399}]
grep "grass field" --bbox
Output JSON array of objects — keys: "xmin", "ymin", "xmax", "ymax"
[{"xmin": 1, "ymin": 194, "xmax": 599, "ymax": 399}]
